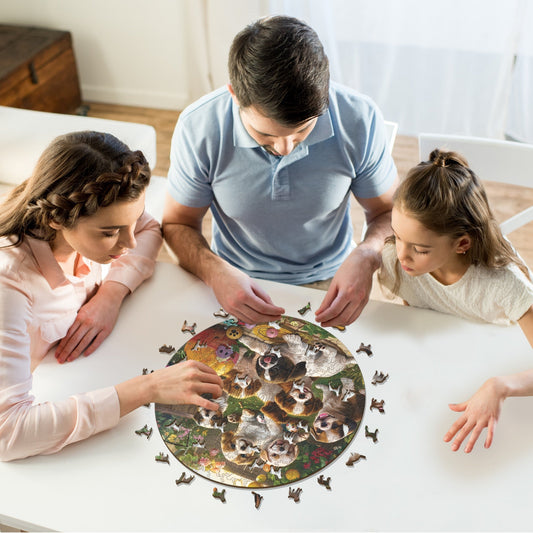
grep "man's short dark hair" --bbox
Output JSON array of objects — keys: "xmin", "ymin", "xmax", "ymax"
[{"xmin": 228, "ymin": 16, "xmax": 329, "ymax": 126}]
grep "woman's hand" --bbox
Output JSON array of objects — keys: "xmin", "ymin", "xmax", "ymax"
[{"xmin": 55, "ymin": 281, "xmax": 129, "ymax": 363}]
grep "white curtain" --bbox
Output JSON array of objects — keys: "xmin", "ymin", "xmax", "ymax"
[{"xmin": 185, "ymin": 0, "xmax": 533, "ymax": 142}]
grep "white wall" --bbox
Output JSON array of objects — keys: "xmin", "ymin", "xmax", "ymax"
[{"xmin": 0, "ymin": 0, "xmax": 195, "ymax": 110}]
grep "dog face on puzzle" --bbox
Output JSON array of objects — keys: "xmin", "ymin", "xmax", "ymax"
[
  {"xmin": 222, "ymin": 368, "xmax": 262, "ymax": 398},
  {"xmin": 310, "ymin": 379, "xmax": 366, "ymax": 443},
  {"xmin": 274, "ymin": 378, "xmax": 323, "ymax": 416}
]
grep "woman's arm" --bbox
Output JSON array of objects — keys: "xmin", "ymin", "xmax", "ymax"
[{"xmin": 55, "ymin": 212, "xmax": 163, "ymax": 363}]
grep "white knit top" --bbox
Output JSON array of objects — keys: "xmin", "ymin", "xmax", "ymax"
[{"xmin": 380, "ymin": 243, "xmax": 533, "ymax": 325}]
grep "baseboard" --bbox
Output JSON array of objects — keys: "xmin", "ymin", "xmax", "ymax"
[{"xmin": 80, "ymin": 85, "xmax": 190, "ymax": 110}]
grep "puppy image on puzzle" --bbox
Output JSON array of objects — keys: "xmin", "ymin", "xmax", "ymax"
[{"xmin": 155, "ymin": 315, "xmax": 366, "ymax": 488}]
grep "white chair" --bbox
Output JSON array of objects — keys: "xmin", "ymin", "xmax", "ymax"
[
  {"xmin": 419, "ymin": 133, "xmax": 533, "ymax": 235},
  {"xmin": 0, "ymin": 106, "xmax": 167, "ymax": 222},
  {"xmin": 384, "ymin": 120, "xmax": 398, "ymax": 154}
]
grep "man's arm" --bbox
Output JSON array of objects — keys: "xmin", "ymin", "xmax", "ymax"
[
  {"xmin": 315, "ymin": 175, "xmax": 399, "ymax": 327},
  {"xmin": 162, "ymin": 194, "xmax": 284, "ymax": 323}
]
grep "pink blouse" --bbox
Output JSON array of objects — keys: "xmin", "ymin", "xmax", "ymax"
[{"xmin": 0, "ymin": 212, "xmax": 162, "ymax": 461}]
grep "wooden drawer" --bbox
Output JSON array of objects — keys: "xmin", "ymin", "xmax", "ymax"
[{"xmin": 0, "ymin": 25, "xmax": 81, "ymax": 113}]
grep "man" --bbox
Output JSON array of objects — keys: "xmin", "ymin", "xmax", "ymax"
[{"xmin": 162, "ymin": 15, "xmax": 398, "ymax": 327}]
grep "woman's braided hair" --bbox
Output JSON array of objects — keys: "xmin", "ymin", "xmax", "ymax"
[{"xmin": 0, "ymin": 131, "xmax": 151, "ymax": 245}]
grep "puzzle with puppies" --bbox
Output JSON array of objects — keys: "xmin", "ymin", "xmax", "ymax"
[{"xmin": 154, "ymin": 314, "xmax": 368, "ymax": 489}]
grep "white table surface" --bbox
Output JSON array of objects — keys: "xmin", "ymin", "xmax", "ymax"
[{"xmin": 1, "ymin": 261, "xmax": 532, "ymax": 532}]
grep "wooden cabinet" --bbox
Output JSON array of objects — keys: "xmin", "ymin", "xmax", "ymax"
[{"xmin": 0, "ymin": 24, "xmax": 81, "ymax": 113}]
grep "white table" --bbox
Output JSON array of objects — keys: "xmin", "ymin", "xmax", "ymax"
[{"xmin": 1, "ymin": 261, "xmax": 532, "ymax": 532}]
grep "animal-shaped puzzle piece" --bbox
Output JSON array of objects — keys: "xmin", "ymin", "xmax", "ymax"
[
  {"xmin": 370, "ymin": 398, "xmax": 385, "ymax": 413},
  {"xmin": 181, "ymin": 320, "xmax": 197, "ymax": 335},
  {"xmin": 298, "ymin": 302, "xmax": 311, "ymax": 315},
  {"xmin": 155, "ymin": 452, "xmax": 170, "ymax": 464},
  {"xmin": 288, "ymin": 487, "xmax": 302, "ymax": 503},
  {"xmin": 135, "ymin": 424, "xmax": 152, "ymax": 439},
  {"xmin": 356, "ymin": 342, "xmax": 373, "ymax": 356},
  {"xmin": 175, "ymin": 472, "xmax": 195, "ymax": 485},
  {"xmin": 158, "ymin": 344, "xmax": 175, "ymax": 354},
  {"xmin": 365, "ymin": 425, "xmax": 379, "ymax": 443},
  {"xmin": 346, "ymin": 452, "xmax": 366, "ymax": 466},
  {"xmin": 251, "ymin": 491, "xmax": 263, "ymax": 509},
  {"xmin": 213, "ymin": 487, "xmax": 226, "ymax": 503},
  {"xmin": 333, "ymin": 325, "xmax": 345, "ymax": 331},
  {"xmin": 317, "ymin": 475, "xmax": 331, "ymax": 490},
  {"xmin": 371, "ymin": 370, "xmax": 389, "ymax": 385},
  {"xmin": 214, "ymin": 308, "xmax": 229, "ymax": 318}
]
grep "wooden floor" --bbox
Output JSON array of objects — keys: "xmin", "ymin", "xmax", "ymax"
[{"xmin": 85, "ymin": 102, "xmax": 533, "ymax": 274}]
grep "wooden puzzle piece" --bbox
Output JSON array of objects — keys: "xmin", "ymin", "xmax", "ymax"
[
  {"xmin": 158, "ymin": 344, "xmax": 175, "ymax": 354},
  {"xmin": 251, "ymin": 491, "xmax": 263, "ymax": 509},
  {"xmin": 155, "ymin": 452, "xmax": 170, "ymax": 464},
  {"xmin": 365, "ymin": 425, "xmax": 379, "ymax": 443},
  {"xmin": 371, "ymin": 370, "xmax": 389, "ymax": 385},
  {"xmin": 317, "ymin": 475, "xmax": 331, "ymax": 490},
  {"xmin": 288, "ymin": 487, "xmax": 302, "ymax": 503},
  {"xmin": 346, "ymin": 452, "xmax": 366, "ymax": 466},
  {"xmin": 214, "ymin": 308, "xmax": 229, "ymax": 318},
  {"xmin": 134, "ymin": 424, "xmax": 152, "ymax": 439},
  {"xmin": 370, "ymin": 398, "xmax": 385, "ymax": 413},
  {"xmin": 213, "ymin": 487, "xmax": 226, "ymax": 503},
  {"xmin": 175, "ymin": 472, "xmax": 195, "ymax": 485},
  {"xmin": 181, "ymin": 320, "xmax": 197, "ymax": 335},
  {"xmin": 356, "ymin": 342, "xmax": 373, "ymax": 356},
  {"xmin": 298, "ymin": 302, "xmax": 311, "ymax": 315}
]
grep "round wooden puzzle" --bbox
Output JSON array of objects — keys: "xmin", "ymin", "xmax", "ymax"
[{"xmin": 155, "ymin": 315, "xmax": 366, "ymax": 488}]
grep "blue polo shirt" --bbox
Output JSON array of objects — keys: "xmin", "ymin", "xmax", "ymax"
[{"xmin": 168, "ymin": 82, "xmax": 397, "ymax": 284}]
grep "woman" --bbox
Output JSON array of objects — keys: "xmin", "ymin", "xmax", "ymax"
[{"xmin": 0, "ymin": 131, "xmax": 222, "ymax": 461}]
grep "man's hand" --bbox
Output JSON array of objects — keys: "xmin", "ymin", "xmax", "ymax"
[
  {"xmin": 211, "ymin": 263, "xmax": 285, "ymax": 324},
  {"xmin": 55, "ymin": 281, "xmax": 129, "ymax": 363},
  {"xmin": 315, "ymin": 246, "xmax": 378, "ymax": 327}
]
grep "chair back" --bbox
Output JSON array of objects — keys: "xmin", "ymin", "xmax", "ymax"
[{"xmin": 419, "ymin": 133, "xmax": 533, "ymax": 235}]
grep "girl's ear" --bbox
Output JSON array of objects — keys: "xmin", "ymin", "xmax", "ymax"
[{"xmin": 456, "ymin": 235, "xmax": 472, "ymax": 255}]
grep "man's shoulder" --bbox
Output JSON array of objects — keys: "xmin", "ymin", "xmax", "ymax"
[
  {"xmin": 329, "ymin": 81, "xmax": 379, "ymax": 115},
  {"xmin": 180, "ymin": 86, "xmax": 232, "ymax": 121}
]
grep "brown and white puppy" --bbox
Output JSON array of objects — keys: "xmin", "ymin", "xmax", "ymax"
[
  {"xmin": 274, "ymin": 377, "xmax": 323, "ymax": 417},
  {"xmin": 158, "ymin": 392, "xmax": 229, "ymax": 430},
  {"xmin": 240, "ymin": 333, "xmax": 353, "ymax": 383},
  {"xmin": 310, "ymin": 378, "xmax": 366, "ymax": 443}
]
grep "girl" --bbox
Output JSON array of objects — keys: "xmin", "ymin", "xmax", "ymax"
[
  {"xmin": 0, "ymin": 131, "xmax": 222, "ymax": 461},
  {"xmin": 379, "ymin": 149, "xmax": 533, "ymax": 453}
]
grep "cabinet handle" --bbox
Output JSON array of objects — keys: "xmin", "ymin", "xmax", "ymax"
[{"xmin": 28, "ymin": 62, "xmax": 39, "ymax": 84}]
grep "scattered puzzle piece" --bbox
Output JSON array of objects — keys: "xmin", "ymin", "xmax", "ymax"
[
  {"xmin": 155, "ymin": 452, "xmax": 170, "ymax": 464},
  {"xmin": 288, "ymin": 487, "xmax": 302, "ymax": 503},
  {"xmin": 365, "ymin": 425, "xmax": 379, "ymax": 443},
  {"xmin": 251, "ymin": 491, "xmax": 263, "ymax": 509},
  {"xmin": 346, "ymin": 452, "xmax": 366, "ymax": 466},
  {"xmin": 213, "ymin": 487, "xmax": 226, "ymax": 503},
  {"xmin": 175, "ymin": 472, "xmax": 195, "ymax": 485},
  {"xmin": 135, "ymin": 424, "xmax": 152, "ymax": 439},
  {"xmin": 370, "ymin": 398, "xmax": 385, "ymax": 413},
  {"xmin": 333, "ymin": 325, "xmax": 345, "ymax": 331},
  {"xmin": 317, "ymin": 475, "xmax": 331, "ymax": 490},
  {"xmin": 214, "ymin": 308, "xmax": 229, "ymax": 318},
  {"xmin": 298, "ymin": 302, "xmax": 311, "ymax": 315},
  {"xmin": 158, "ymin": 344, "xmax": 175, "ymax": 354},
  {"xmin": 371, "ymin": 370, "xmax": 389, "ymax": 385},
  {"xmin": 181, "ymin": 320, "xmax": 197, "ymax": 335},
  {"xmin": 356, "ymin": 342, "xmax": 373, "ymax": 356}
]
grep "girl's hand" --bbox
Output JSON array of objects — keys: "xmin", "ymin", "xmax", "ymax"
[
  {"xmin": 55, "ymin": 281, "xmax": 129, "ymax": 363},
  {"xmin": 443, "ymin": 377, "xmax": 506, "ymax": 453}
]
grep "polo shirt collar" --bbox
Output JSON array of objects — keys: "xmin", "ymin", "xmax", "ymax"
[
  {"xmin": 26, "ymin": 236, "xmax": 90, "ymax": 289},
  {"xmin": 232, "ymin": 100, "xmax": 334, "ymax": 149}
]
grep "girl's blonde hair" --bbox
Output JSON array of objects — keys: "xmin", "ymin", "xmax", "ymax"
[
  {"xmin": 0, "ymin": 131, "xmax": 151, "ymax": 246},
  {"xmin": 379, "ymin": 149, "xmax": 530, "ymax": 293}
]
